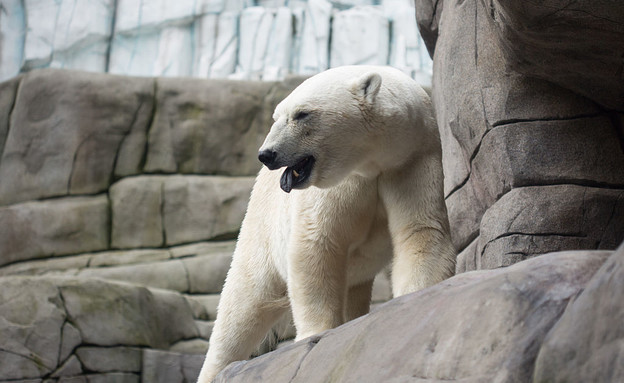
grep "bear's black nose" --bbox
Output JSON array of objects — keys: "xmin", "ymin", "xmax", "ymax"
[{"xmin": 258, "ymin": 149, "xmax": 278, "ymax": 169}]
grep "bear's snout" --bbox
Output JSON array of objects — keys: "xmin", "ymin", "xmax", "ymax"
[{"xmin": 258, "ymin": 149, "xmax": 279, "ymax": 170}]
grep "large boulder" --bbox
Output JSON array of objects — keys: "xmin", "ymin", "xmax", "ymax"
[
  {"xmin": 415, "ymin": 0, "xmax": 624, "ymax": 267},
  {"xmin": 214, "ymin": 250, "xmax": 615, "ymax": 382},
  {"xmin": 533, "ymin": 244, "xmax": 624, "ymax": 382}
]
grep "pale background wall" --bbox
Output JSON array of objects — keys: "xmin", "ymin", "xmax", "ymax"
[{"xmin": 0, "ymin": 0, "xmax": 433, "ymax": 84}]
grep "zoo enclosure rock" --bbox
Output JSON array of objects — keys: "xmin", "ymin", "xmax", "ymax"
[
  {"xmin": 417, "ymin": 0, "xmax": 624, "ymax": 270},
  {"xmin": 215, "ymin": 250, "xmax": 618, "ymax": 382}
]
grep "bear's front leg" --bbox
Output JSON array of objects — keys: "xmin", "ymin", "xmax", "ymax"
[
  {"xmin": 287, "ymin": 231, "xmax": 349, "ymax": 341},
  {"xmin": 197, "ymin": 251, "xmax": 288, "ymax": 383},
  {"xmin": 380, "ymin": 153, "xmax": 456, "ymax": 297}
]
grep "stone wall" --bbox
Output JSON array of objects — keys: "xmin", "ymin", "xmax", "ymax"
[{"xmin": 0, "ymin": 0, "xmax": 432, "ymax": 84}]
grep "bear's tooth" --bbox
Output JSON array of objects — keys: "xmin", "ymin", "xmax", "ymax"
[{"xmin": 293, "ymin": 169, "xmax": 300, "ymax": 177}]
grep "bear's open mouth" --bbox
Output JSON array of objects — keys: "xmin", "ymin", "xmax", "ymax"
[{"xmin": 280, "ymin": 156, "xmax": 315, "ymax": 193}]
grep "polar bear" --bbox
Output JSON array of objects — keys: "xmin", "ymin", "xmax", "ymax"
[{"xmin": 197, "ymin": 65, "xmax": 455, "ymax": 382}]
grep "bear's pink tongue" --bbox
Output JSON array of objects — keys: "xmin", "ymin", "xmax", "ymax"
[{"xmin": 280, "ymin": 168, "xmax": 295, "ymax": 193}]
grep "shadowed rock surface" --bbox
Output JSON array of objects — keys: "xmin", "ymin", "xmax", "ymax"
[{"xmin": 416, "ymin": 0, "xmax": 624, "ymax": 272}]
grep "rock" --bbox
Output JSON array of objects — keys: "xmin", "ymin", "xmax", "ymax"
[
  {"xmin": 51, "ymin": 355, "xmax": 83, "ymax": 378},
  {"xmin": 187, "ymin": 294, "xmax": 221, "ymax": 320},
  {"xmin": 110, "ymin": 176, "xmax": 253, "ymax": 247},
  {"xmin": 330, "ymin": 6, "xmax": 389, "ymax": 68},
  {"xmin": 169, "ymin": 240, "xmax": 235, "ymax": 259},
  {"xmin": 413, "ymin": 0, "xmax": 443, "ymax": 57},
  {"xmin": 89, "ymin": 249, "xmax": 171, "ymax": 267},
  {"xmin": 60, "ymin": 377, "xmax": 88, "ymax": 383},
  {"xmin": 195, "ymin": 320, "xmax": 215, "ymax": 339},
  {"xmin": 110, "ymin": 177, "xmax": 166, "ymax": 249},
  {"xmin": 75, "ymin": 347, "xmax": 142, "ymax": 373},
  {"xmin": 162, "ymin": 176, "xmax": 254, "ymax": 246},
  {"xmin": 58, "ymin": 277, "xmax": 198, "ymax": 348},
  {"xmin": 0, "ymin": 196, "xmax": 109, "ymax": 267},
  {"xmin": 0, "ymin": 75, "xmax": 20, "ymax": 157},
  {"xmin": 370, "ymin": 268, "xmax": 391, "ymax": 303},
  {"xmin": 455, "ymin": 237, "xmax": 477, "ymax": 273},
  {"xmin": 0, "ymin": 249, "xmax": 173, "ymax": 277},
  {"xmin": 0, "ymin": 252, "xmax": 89, "ymax": 277},
  {"xmin": 182, "ymin": 251, "xmax": 233, "ymax": 294},
  {"xmin": 59, "ymin": 322, "xmax": 82, "ymax": 364},
  {"xmin": 0, "ymin": 69, "xmax": 154, "ymax": 205},
  {"xmin": 479, "ymin": 185, "xmax": 624, "ymax": 269},
  {"xmin": 0, "ymin": 277, "xmax": 65, "ymax": 380},
  {"xmin": 421, "ymin": 0, "xmax": 624, "ymax": 255},
  {"xmin": 84, "ymin": 373, "xmax": 139, "ymax": 383},
  {"xmin": 487, "ymin": 1, "xmax": 624, "ymax": 111},
  {"xmin": 533, "ymin": 244, "xmax": 624, "ymax": 382},
  {"xmin": 447, "ymin": 116, "xmax": 624, "ymax": 250},
  {"xmin": 169, "ymin": 338, "xmax": 210, "ymax": 354},
  {"xmin": 142, "ymin": 349, "xmax": 204, "ymax": 383},
  {"xmin": 76, "ymin": 259, "xmax": 189, "ymax": 292},
  {"xmin": 215, "ymin": 250, "xmax": 611, "ymax": 382}
]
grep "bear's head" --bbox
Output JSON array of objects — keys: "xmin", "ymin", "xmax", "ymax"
[{"xmin": 258, "ymin": 68, "xmax": 384, "ymax": 193}]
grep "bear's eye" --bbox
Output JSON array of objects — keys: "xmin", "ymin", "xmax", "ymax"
[{"xmin": 293, "ymin": 111, "xmax": 310, "ymax": 121}]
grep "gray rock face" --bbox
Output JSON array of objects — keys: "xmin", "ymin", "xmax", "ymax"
[
  {"xmin": 0, "ymin": 196, "xmax": 109, "ymax": 266},
  {"xmin": 417, "ymin": 0, "xmax": 624, "ymax": 259},
  {"xmin": 533, "ymin": 244, "xmax": 624, "ymax": 382},
  {"xmin": 215, "ymin": 251, "xmax": 612, "ymax": 382},
  {"xmin": 488, "ymin": 1, "xmax": 624, "ymax": 111},
  {"xmin": 0, "ymin": 69, "xmax": 154, "ymax": 206},
  {"xmin": 144, "ymin": 77, "xmax": 304, "ymax": 176},
  {"xmin": 59, "ymin": 278, "xmax": 198, "ymax": 348},
  {"xmin": 0, "ymin": 277, "xmax": 65, "ymax": 380},
  {"xmin": 110, "ymin": 176, "xmax": 253, "ymax": 248},
  {"xmin": 0, "ymin": 275, "xmax": 207, "ymax": 381}
]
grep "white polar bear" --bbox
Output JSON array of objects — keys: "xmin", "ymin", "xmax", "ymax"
[{"xmin": 197, "ymin": 65, "xmax": 456, "ymax": 382}]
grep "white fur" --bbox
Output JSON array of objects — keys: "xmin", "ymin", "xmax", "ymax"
[{"xmin": 197, "ymin": 66, "xmax": 455, "ymax": 382}]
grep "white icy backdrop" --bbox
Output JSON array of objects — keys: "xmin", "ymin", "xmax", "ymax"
[{"xmin": 0, "ymin": 0, "xmax": 432, "ymax": 84}]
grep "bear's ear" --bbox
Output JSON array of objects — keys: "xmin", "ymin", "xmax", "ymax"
[{"xmin": 352, "ymin": 72, "xmax": 382, "ymax": 104}]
